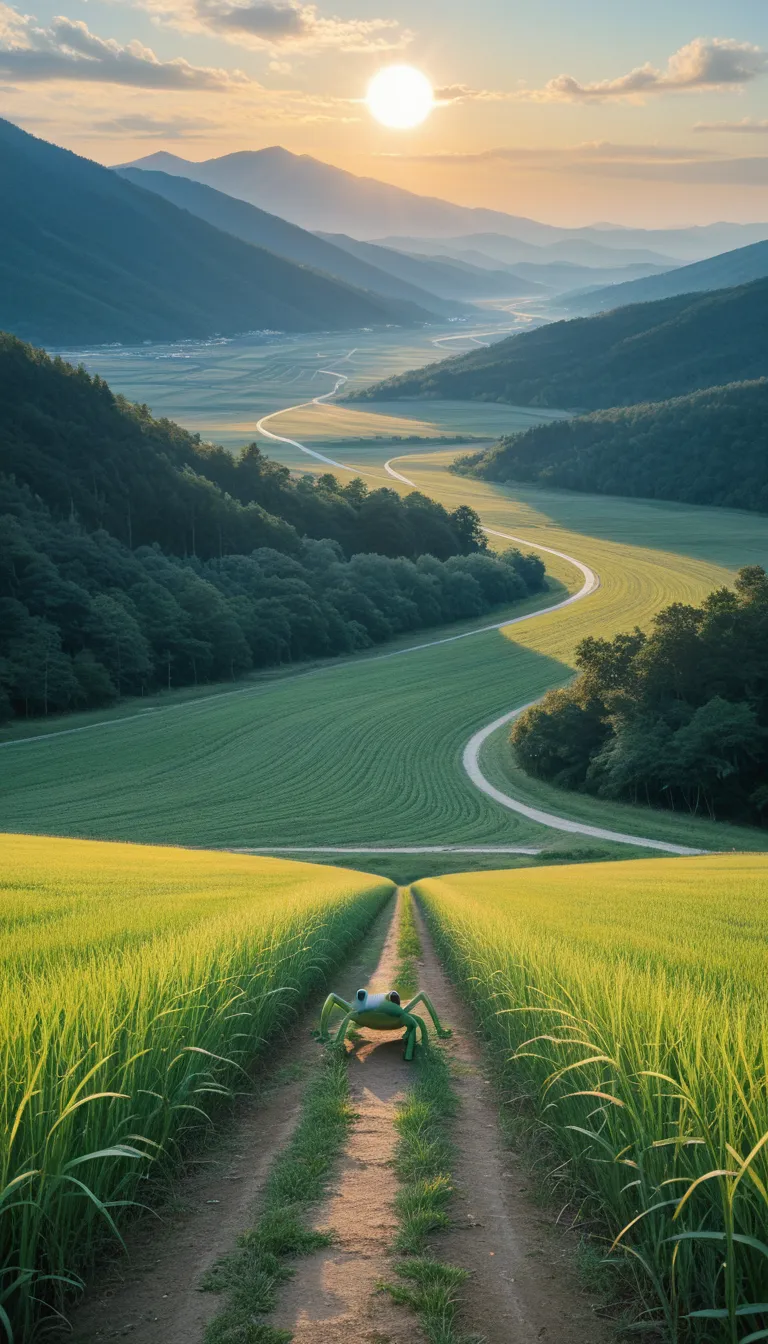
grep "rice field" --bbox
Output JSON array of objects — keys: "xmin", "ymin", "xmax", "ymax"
[
  {"xmin": 415, "ymin": 856, "xmax": 768, "ymax": 1339},
  {"xmin": 0, "ymin": 833, "xmax": 392, "ymax": 1338}
]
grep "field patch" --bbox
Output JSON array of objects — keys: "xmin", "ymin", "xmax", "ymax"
[
  {"xmin": 417, "ymin": 855, "xmax": 768, "ymax": 1334},
  {"xmin": 0, "ymin": 832, "xmax": 392, "ymax": 1338}
]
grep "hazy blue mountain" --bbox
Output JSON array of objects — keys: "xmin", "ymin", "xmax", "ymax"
[
  {"xmin": 118, "ymin": 167, "xmax": 456, "ymax": 317},
  {"xmin": 374, "ymin": 232, "xmax": 679, "ymax": 269},
  {"xmin": 349, "ymin": 277, "xmax": 768, "ymax": 410},
  {"xmin": 118, "ymin": 146, "xmax": 768, "ymax": 256},
  {"xmin": 562, "ymin": 239, "xmax": 768, "ymax": 314},
  {"xmin": 0, "ymin": 119, "xmax": 430, "ymax": 346},
  {"xmin": 315, "ymin": 233, "xmax": 548, "ymax": 300}
]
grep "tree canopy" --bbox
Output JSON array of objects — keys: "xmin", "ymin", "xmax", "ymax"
[
  {"xmin": 511, "ymin": 567, "xmax": 768, "ymax": 827},
  {"xmin": 455, "ymin": 380, "xmax": 768, "ymax": 514}
]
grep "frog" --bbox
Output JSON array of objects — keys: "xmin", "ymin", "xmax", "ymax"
[{"xmin": 319, "ymin": 986, "xmax": 451, "ymax": 1061}]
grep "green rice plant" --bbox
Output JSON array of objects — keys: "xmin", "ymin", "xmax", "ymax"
[
  {"xmin": 416, "ymin": 856, "xmax": 768, "ymax": 1341},
  {"xmin": 0, "ymin": 832, "xmax": 392, "ymax": 1340}
]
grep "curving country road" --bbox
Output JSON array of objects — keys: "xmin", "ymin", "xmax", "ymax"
[{"xmin": 253, "ymin": 373, "xmax": 705, "ymax": 858}]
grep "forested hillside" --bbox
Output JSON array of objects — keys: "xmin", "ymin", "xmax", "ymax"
[
  {"xmin": 0, "ymin": 119, "xmax": 429, "ymax": 346},
  {"xmin": 351, "ymin": 278, "xmax": 768, "ymax": 410},
  {"xmin": 511, "ymin": 566, "xmax": 768, "ymax": 827},
  {"xmin": 456, "ymin": 380, "xmax": 768, "ymax": 513},
  {"xmin": 0, "ymin": 335, "xmax": 546, "ymax": 722},
  {"xmin": 566, "ymin": 238, "xmax": 768, "ymax": 314}
]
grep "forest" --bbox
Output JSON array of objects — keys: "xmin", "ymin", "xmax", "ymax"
[
  {"xmin": 0, "ymin": 334, "xmax": 546, "ymax": 722},
  {"xmin": 454, "ymin": 379, "xmax": 768, "ymax": 513},
  {"xmin": 511, "ymin": 566, "xmax": 768, "ymax": 826}
]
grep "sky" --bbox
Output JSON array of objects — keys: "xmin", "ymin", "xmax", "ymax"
[{"xmin": 2, "ymin": 0, "xmax": 768, "ymax": 225}]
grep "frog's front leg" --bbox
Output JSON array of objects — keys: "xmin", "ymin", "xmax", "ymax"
[
  {"xmin": 319, "ymin": 993, "xmax": 351, "ymax": 1041},
  {"xmin": 401, "ymin": 1011, "xmax": 428, "ymax": 1061},
  {"xmin": 404, "ymin": 992, "xmax": 452, "ymax": 1038}
]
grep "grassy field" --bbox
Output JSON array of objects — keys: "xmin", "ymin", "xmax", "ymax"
[
  {"xmin": 415, "ymin": 856, "xmax": 768, "ymax": 1338},
  {"xmin": 5, "ymin": 337, "xmax": 768, "ymax": 859},
  {"xmin": 56, "ymin": 324, "xmax": 532, "ymax": 453},
  {"xmin": 3, "ymin": 459, "xmax": 768, "ymax": 858},
  {"xmin": 0, "ymin": 833, "xmax": 392, "ymax": 1337}
]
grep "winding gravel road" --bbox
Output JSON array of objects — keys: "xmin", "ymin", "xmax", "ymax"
[{"xmin": 256, "ymin": 375, "xmax": 705, "ymax": 858}]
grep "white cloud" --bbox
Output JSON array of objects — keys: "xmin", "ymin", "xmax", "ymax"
[
  {"xmin": 140, "ymin": 0, "xmax": 411, "ymax": 55},
  {"xmin": 526, "ymin": 37, "xmax": 768, "ymax": 103},
  {"xmin": 0, "ymin": 2, "xmax": 248, "ymax": 86},
  {"xmin": 695, "ymin": 117, "xmax": 768, "ymax": 133}
]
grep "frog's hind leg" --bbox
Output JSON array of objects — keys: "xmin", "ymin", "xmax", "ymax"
[
  {"xmin": 403, "ymin": 992, "xmax": 452, "ymax": 1038},
  {"xmin": 319, "ymin": 993, "xmax": 351, "ymax": 1041}
]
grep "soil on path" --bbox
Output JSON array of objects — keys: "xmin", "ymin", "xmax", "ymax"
[
  {"xmin": 267, "ymin": 891, "xmax": 418, "ymax": 1344},
  {"xmin": 67, "ymin": 898, "xmax": 396, "ymax": 1344},
  {"xmin": 268, "ymin": 890, "xmax": 613, "ymax": 1344}
]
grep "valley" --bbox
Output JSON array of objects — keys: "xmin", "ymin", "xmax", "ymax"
[{"xmin": 3, "ymin": 111, "xmax": 768, "ymax": 1342}]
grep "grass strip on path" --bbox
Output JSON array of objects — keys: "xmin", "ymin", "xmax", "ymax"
[
  {"xmin": 383, "ymin": 891, "xmax": 480, "ymax": 1344},
  {"xmin": 202, "ymin": 1047, "xmax": 353, "ymax": 1344}
]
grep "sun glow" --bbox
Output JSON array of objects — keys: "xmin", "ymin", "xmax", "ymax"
[{"xmin": 366, "ymin": 65, "xmax": 434, "ymax": 129}]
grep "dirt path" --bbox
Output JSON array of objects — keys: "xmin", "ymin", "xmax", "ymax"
[
  {"xmin": 267, "ymin": 893, "xmax": 418, "ymax": 1343},
  {"xmin": 70, "ymin": 889, "xmax": 613, "ymax": 1344},
  {"xmin": 268, "ymin": 890, "xmax": 613, "ymax": 1343},
  {"xmin": 67, "ymin": 898, "xmax": 396, "ymax": 1344}
]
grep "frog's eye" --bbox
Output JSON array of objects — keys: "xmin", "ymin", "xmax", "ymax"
[
  {"xmin": 356, "ymin": 989, "xmax": 366, "ymax": 1002},
  {"xmin": 388, "ymin": 991, "xmax": 401, "ymax": 1005}
]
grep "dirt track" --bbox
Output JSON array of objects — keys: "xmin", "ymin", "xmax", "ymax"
[{"xmin": 70, "ymin": 891, "xmax": 612, "ymax": 1343}]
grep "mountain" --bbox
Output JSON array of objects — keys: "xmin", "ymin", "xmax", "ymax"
[
  {"xmin": 460, "ymin": 380, "xmax": 768, "ymax": 515},
  {"xmin": 374, "ymin": 232, "xmax": 679, "ymax": 269},
  {"xmin": 315, "ymin": 233, "xmax": 548, "ymax": 300},
  {"xmin": 118, "ymin": 147, "xmax": 768, "ymax": 257},
  {"xmin": 0, "ymin": 119, "xmax": 430, "ymax": 347},
  {"xmin": 563, "ymin": 239, "xmax": 768, "ymax": 314},
  {"xmin": 117, "ymin": 167, "xmax": 460, "ymax": 317},
  {"xmin": 349, "ymin": 277, "xmax": 768, "ymax": 411}
]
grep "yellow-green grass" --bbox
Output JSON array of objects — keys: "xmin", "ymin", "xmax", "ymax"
[
  {"xmin": 415, "ymin": 856, "xmax": 768, "ymax": 1337},
  {"xmin": 3, "ymin": 465, "xmax": 768, "ymax": 857},
  {"xmin": 0, "ymin": 832, "xmax": 392, "ymax": 1337}
]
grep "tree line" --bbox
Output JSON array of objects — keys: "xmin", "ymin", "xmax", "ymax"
[
  {"xmin": 454, "ymin": 380, "xmax": 768, "ymax": 514},
  {"xmin": 511, "ymin": 566, "xmax": 768, "ymax": 827},
  {"xmin": 0, "ymin": 334, "xmax": 547, "ymax": 722}
]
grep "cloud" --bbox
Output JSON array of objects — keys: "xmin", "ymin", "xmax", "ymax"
[
  {"xmin": 526, "ymin": 37, "xmax": 768, "ymax": 103},
  {"xmin": 93, "ymin": 112, "xmax": 218, "ymax": 135},
  {"xmin": 384, "ymin": 142, "xmax": 717, "ymax": 166},
  {"xmin": 379, "ymin": 140, "xmax": 768, "ymax": 186},
  {"xmin": 142, "ymin": 0, "xmax": 411, "ymax": 54},
  {"xmin": 0, "ymin": 3, "xmax": 248, "ymax": 86},
  {"xmin": 694, "ymin": 117, "xmax": 768, "ymax": 133}
]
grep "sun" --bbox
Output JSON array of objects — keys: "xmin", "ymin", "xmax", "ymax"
[{"xmin": 366, "ymin": 65, "xmax": 434, "ymax": 129}]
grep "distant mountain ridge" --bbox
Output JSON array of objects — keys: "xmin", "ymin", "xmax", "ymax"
[
  {"xmin": 0, "ymin": 119, "xmax": 430, "ymax": 346},
  {"xmin": 349, "ymin": 277, "xmax": 768, "ymax": 411},
  {"xmin": 563, "ymin": 239, "xmax": 768, "ymax": 314},
  {"xmin": 315, "ymin": 233, "xmax": 548, "ymax": 300},
  {"xmin": 117, "ymin": 166, "xmax": 458, "ymax": 317},
  {"xmin": 118, "ymin": 146, "xmax": 768, "ymax": 258}
]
